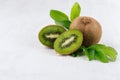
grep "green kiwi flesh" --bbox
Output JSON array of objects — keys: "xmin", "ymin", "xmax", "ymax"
[
  {"xmin": 54, "ymin": 29, "xmax": 83, "ymax": 55},
  {"xmin": 38, "ymin": 25, "xmax": 66, "ymax": 48}
]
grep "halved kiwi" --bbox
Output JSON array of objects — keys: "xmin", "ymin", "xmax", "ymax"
[
  {"xmin": 54, "ymin": 29, "xmax": 83, "ymax": 55},
  {"xmin": 38, "ymin": 25, "xmax": 66, "ymax": 48}
]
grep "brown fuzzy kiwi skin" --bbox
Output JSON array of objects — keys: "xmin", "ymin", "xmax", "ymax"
[{"xmin": 70, "ymin": 16, "xmax": 102, "ymax": 46}]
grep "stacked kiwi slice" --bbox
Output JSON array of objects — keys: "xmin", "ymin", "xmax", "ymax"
[{"xmin": 38, "ymin": 25, "xmax": 83, "ymax": 55}]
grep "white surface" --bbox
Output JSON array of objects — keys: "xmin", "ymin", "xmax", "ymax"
[{"xmin": 0, "ymin": 0, "xmax": 120, "ymax": 80}]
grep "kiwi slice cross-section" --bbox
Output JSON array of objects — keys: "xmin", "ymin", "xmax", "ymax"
[
  {"xmin": 38, "ymin": 25, "xmax": 66, "ymax": 48},
  {"xmin": 54, "ymin": 29, "xmax": 83, "ymax": 55}
]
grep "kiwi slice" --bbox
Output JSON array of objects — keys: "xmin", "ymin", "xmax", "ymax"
[
  {"xmin": 54, "ymin": 29, "xmax": 83, "ymax": 55},
  {"xmin": 38, "ymin": 25, "xmax": 66, "ymax": 48}
]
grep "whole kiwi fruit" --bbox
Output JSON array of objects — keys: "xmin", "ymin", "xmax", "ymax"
[
  {"xmin": 70, "ymin": 16, "xmax": 102, "ymax": 46},
  {"xmin": 54, "ymin": 29, "xmax": 83, "ymax": 55},
  {"xmin": 38, "ymin": 25, "xmax": 66, "ymax": 48}
]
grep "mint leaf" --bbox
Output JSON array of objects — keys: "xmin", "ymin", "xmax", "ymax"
[
  {"xmin": 50, "ymin": 10, "xmax": 69, "ymax": 21},
  {"xmin": 71, "ymin": 44, "xmax": 117, "ymax": 63},
  {"xmin": 95, "ymin": 49, "xmax": 109, "ymax": 63},
  {"xmin": 82, "ymin": 47, "xmax": 89, "ymax": 58},
  {"xmin": 87, "ymin": 49, "xmax": 95, "ymax": 61},
  {"xmin": 98, "ymin": 46, "xmax": 117, "ymax": 61},
  {"xmin": 88, "ymin": 44, "xmax": 117, "ymax": 62},
  {"xmin": 71, "ymin": 47, "xmax": 84, "ymax": 57},
  {"xmin": 55, "ymin": 20, "xmax": 71, "ymax": 29},
  {"xmin": 107, "ymin": 46, "xmax": 117, "ymax": 55},
  {"xmin": 82, "ymin": 47, "xmax": 95, "ymax": 61},
  {"xmin": 88, "ymin": 44, "xmax": 109, "ymax": 63},
  {"xmin": 70, "ymin": 2, "xmax": 81, "ymax": 21}
]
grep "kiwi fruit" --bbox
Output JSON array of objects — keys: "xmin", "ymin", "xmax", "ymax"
[
  {"xmin": 70, "ymin": 16, "xmax": 102, "ymax": 46},
  {"xmin": 38, "ymin": 25, "xmax": 66, "ymax": 48},
  {"xmin": 54, "ymin": 29, "xmax": 83, "ymax": 55}
]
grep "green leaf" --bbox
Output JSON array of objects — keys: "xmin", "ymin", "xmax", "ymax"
[
  {"xmin": 71, "ymin": 44, "xmax": 117, "ymax": 63},
  {"xmin": 87, "ymin": 49, "xmax": 95, "ymax": 61},
  {"xmin": 50, "ymin": 10, "xmax": 69, "ymax": 21},
  {"xmin": 71, "ymin": 47, "xmax": 84, "ymax": 57},
  {"xmin": 55, "ymin": 20, "xmax": 71, "ymax": 29},
  {"xmin": 70, "ymin": 2, "xmax": 81, "ymax": 21},
  {"xmin": 98, "ymin": 46, "xmax": 117, "ymax": 61},
  {"xmin": 95, "ymin": 49, "xmax": 109, "ymax": 63},
  {"xmin": 88, "ymin": 44, "xmax": 117, "ymax": 62},
  {"xmin": 107, "ymin": 46, "xmax": 117, "ymax": 55},
  {"xmin": 89, "ymin": 44, "xmax": 109, "ymax": 63},
  {"xmin": 82, "ymin": 47, "xmax": 91, "ymax": 61}
]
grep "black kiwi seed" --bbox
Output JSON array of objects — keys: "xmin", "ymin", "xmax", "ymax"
[{"xmin": 38, "ymin": 25, "xmax": 66, "ymax": 48}]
